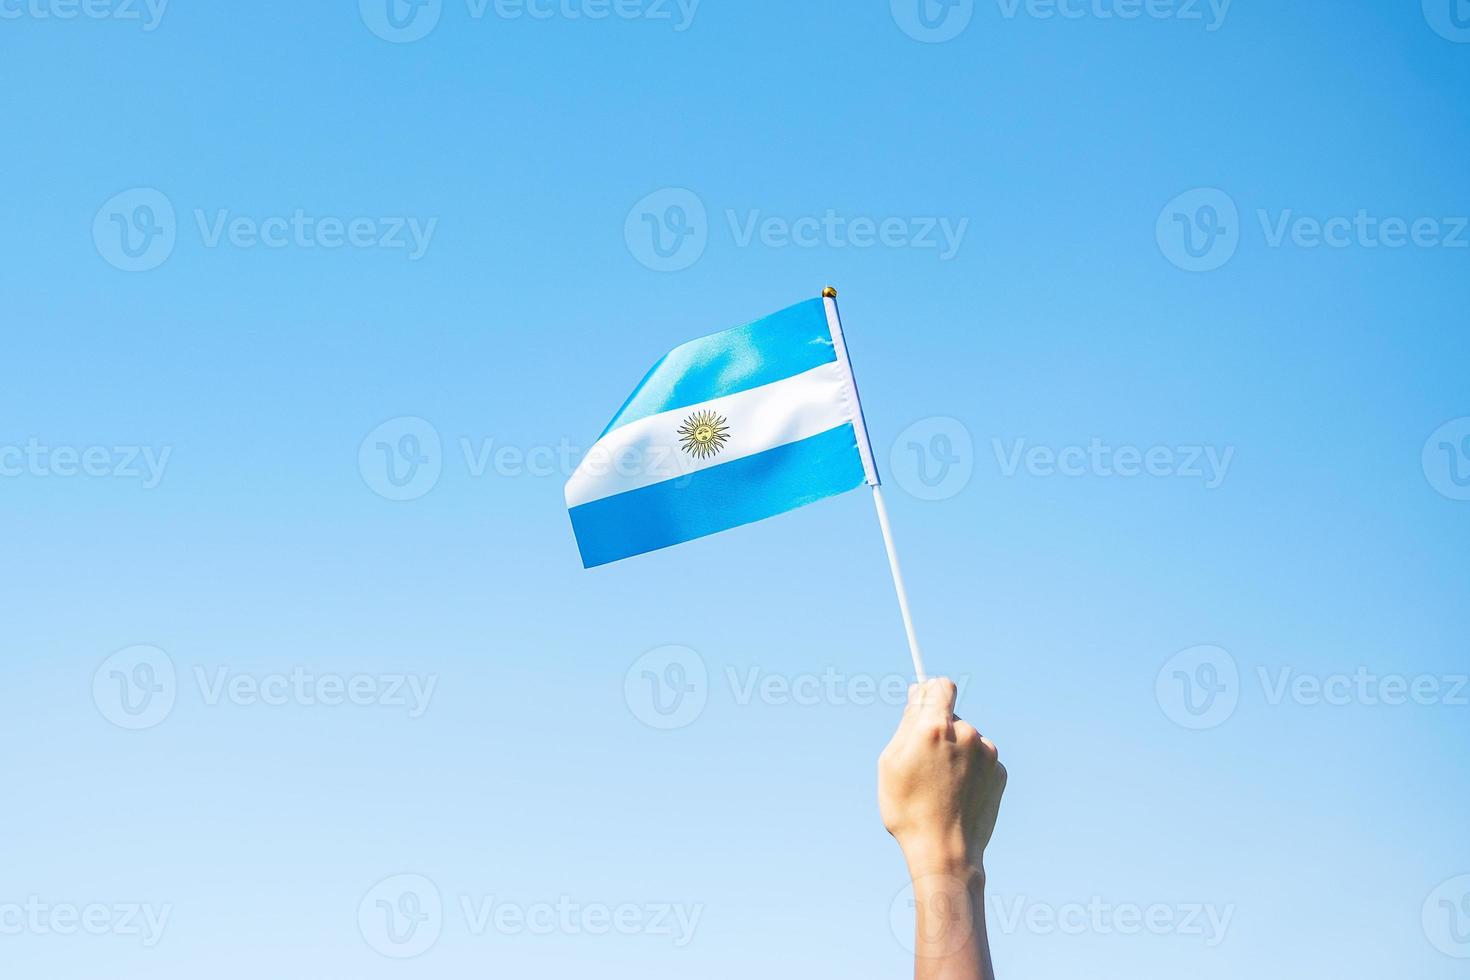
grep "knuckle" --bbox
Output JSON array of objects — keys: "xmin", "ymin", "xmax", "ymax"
[{"xmin": 920, "ymin": 720, "xmax": 947, "ymax": 742}]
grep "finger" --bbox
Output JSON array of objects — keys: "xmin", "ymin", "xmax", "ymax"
[
  {"xmin": 902, "ymin": 681, "xmax": 947, "ymax": 720},
  {"xmin": 918, "ymin": 677, "xmax": 958, "ymax": 720},
  {"xmin": 914, "ymin": 678, "xmax": 957, "ymax": 741},
  {"xmin": 950, "ymin": 710, "xmax": 980, "ymax": 738},
  {"xmin": 953, "ymin": 719, "xmax": 982, "ymax": 746},
  {"xmin": 902, "ymin": 682, "xmax": 924, "ymax": 719}
]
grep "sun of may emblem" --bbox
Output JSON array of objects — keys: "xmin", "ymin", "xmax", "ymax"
[{"xmin": 678, "ymin": 410, "xmax": 731, "ymax": 459}]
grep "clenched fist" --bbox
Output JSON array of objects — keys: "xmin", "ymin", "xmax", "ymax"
[
  {"xmin": 879, "ymin": 677, "xmax": 1006, "ymax": 874},
  {"xmin": 879, "ymin": 678, "xmax": 1006, "ymax": 980}
]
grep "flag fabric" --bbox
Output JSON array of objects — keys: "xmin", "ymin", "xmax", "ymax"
[{"xmin": 565, "ymin": 293, "xmax": 880, "ymax": 568}]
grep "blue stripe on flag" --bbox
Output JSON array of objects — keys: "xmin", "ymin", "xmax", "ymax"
[
  {"xmin": 569, "ymin": 422, "xmax": 867, "ymax": 568},
  {"xmin": 601, "ymin": 298, "xmax": 835, "ymax": 437}
]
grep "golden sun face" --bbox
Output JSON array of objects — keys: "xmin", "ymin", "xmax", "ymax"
[{"xmin": 678, "ymin": 410, "xmax": 730, "ymax": 459}]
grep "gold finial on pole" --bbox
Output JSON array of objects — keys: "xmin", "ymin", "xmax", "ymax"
[{"xmin": 822, "ymin": 286, "xmax": 838, "ymax": 298}]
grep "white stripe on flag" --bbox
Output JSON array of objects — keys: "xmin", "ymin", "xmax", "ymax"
[{"xmin": 564, "ymin": 360, "xmax": 857, "ymax": 508}]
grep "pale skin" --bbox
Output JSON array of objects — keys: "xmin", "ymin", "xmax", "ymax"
[{"xmin": 879, "ymin": 678, "xmax": 1007, "ymax": 980}]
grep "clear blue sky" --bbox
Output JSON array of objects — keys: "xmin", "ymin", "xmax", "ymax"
[{"xmin": 2, "ymin": 1, "xmax": 1468, "ymax": 977}]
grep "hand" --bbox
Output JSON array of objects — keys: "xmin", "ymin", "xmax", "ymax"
[
  {"xmin": 880, "ymin": 678, "xmax": 1006, "ymax": 979},
  {"xmin": 878, "ymin": 678, "xmax": 1007, "ymax": 878}
]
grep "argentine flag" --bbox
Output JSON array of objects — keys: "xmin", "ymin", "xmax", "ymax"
[{"xmin": 566, "ymin": 291, "xmax": 880, "ymax": 568}]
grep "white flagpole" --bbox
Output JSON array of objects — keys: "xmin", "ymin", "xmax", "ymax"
[
  {"xmin": 821, "ymin": 287, "xmax": 929, "ymax": 683},
  {"xmin": 870, "ymin": 483, "xmax": 929, "ymax": 682}
]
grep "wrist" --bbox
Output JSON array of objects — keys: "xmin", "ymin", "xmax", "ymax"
[
  {"xmin": 905, "ymin": 853, "xmax": 989, "ymax": 964},
  {"xmin": 900, "ymin": 835, "xmax": 985, "ymax": 884}
]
